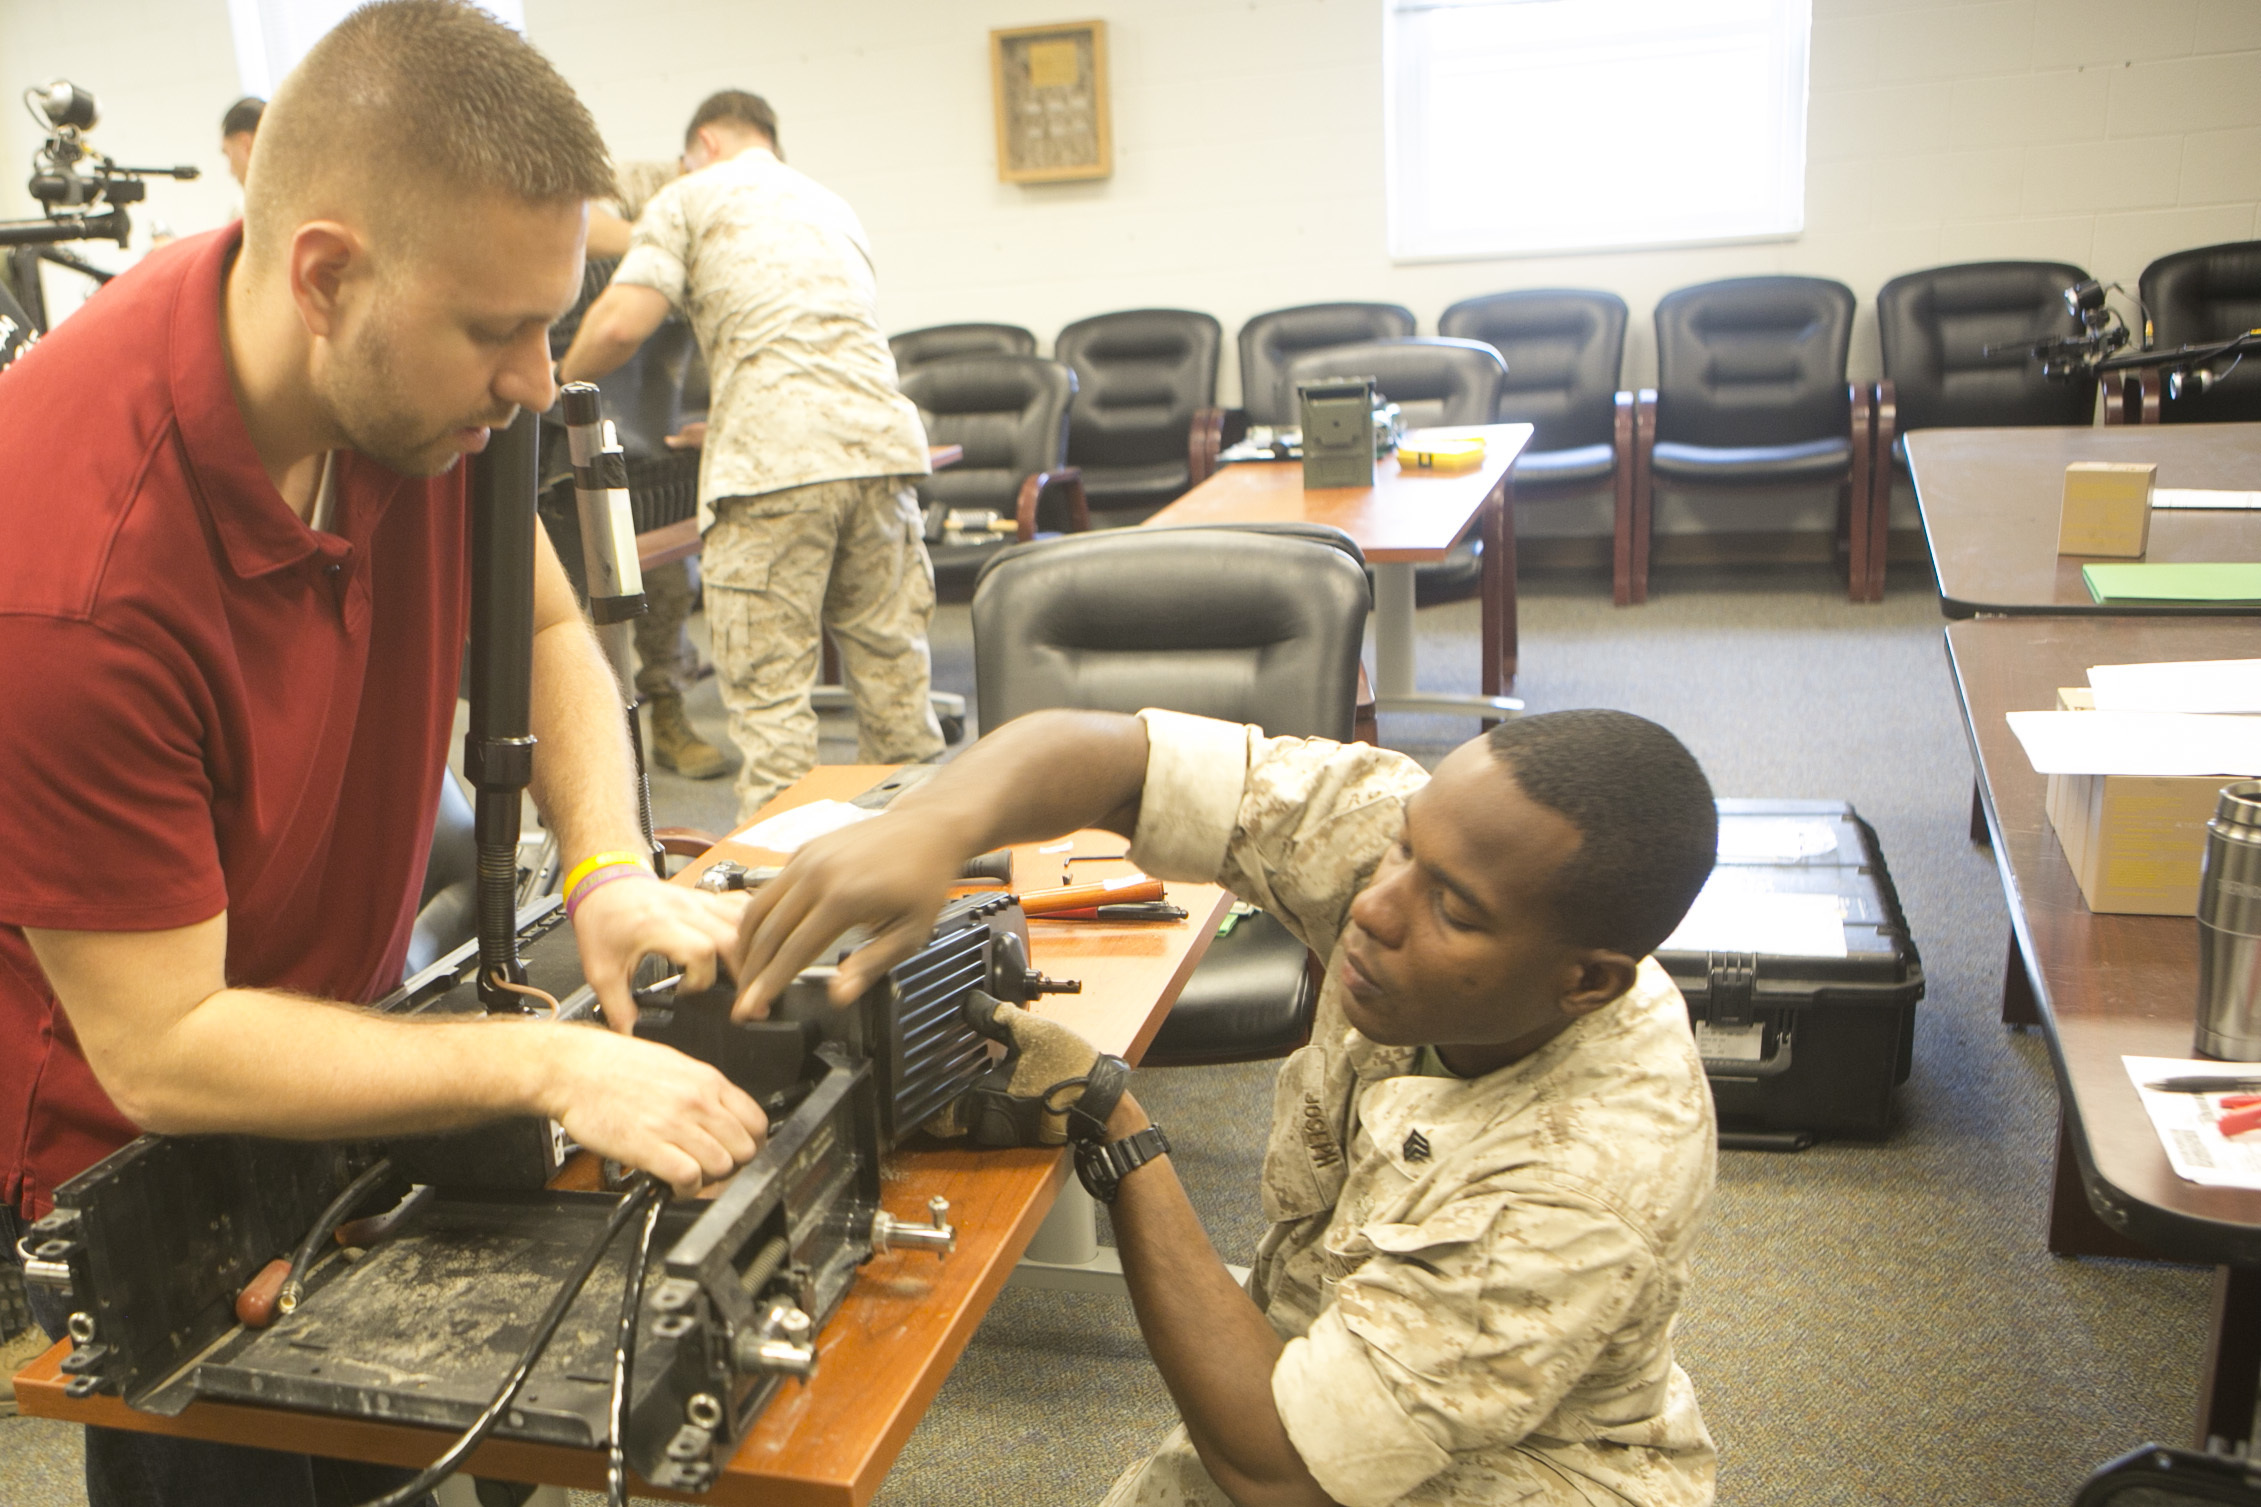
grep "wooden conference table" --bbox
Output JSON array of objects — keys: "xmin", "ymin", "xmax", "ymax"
[
  {"xmin": 17, "ymin": 764, "xmax": 1228, "ymax": 1506},
  {"xmin": 1143, "ymin": 424, "xmax": 1533, "ymax": 717},
  {"xmin": 1908, "ymin": 424, "xmax": 2261, "ymax": 618},
  {"xmin": 1949, "ymin": 615, "xmax": 2261, "ymax": 1446}
]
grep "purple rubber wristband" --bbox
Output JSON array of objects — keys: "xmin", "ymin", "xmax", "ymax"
[{"xmin": 565, "ymin": 863, "xmax": 652, "ymax": 920}]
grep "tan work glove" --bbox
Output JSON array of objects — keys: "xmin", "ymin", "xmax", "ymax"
[{"xmin": 925, "ymin": 991, "xmax": 1128, "ymax": 1147}]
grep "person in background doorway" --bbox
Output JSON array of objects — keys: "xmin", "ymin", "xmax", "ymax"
[
  {"xmin": 220, "ymin": 95, "xmax": 262, "ymax": 188},
  {"xmin": 579, "ymin": 157, "xmax": 726, "ymax": 780}
]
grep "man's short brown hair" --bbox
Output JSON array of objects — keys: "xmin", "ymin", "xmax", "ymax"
[
  {"xmin": 685, "ymin": 90, "xmax": 781, "ymax": 160},
  {"xmin": 246, "ymin": 1, "xmax": 611, "ymax": 258}
]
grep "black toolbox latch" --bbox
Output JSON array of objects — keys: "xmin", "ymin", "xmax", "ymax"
[{"xmin": 1705, "ymin": 952, "xmax": 1759, "ymax": 1027}]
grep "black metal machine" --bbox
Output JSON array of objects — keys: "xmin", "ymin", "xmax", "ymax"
[{"xmin": 15, "ymin": 399, "xmax": 1056, "ymax": 1496}]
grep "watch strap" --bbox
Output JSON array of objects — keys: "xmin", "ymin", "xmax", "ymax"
[{"xmin": 1075, "ymin": 1125, "xmax": 1170, "ymax": 1203}]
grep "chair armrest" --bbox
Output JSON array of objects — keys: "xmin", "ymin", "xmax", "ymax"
[
  {"xmin": 1613, "ymin": 390, "xmax": 1634, "ymax": 460},
  {"xmin": 653, "ymin": 827, "xmax": 724, "ymax": 876},
  {"xmin": 2101, "ymin": 370, "xmax": 2128, "ymax": 425},
  {"xmin": 1634, "ymin": 389, "xmax": 1657, "ymax": 446},
  {"xmin": 1353, "ymin": 664, "xmax": 1379, "ymax": 746},
  {"xmin": 2138, "ymin": 366, "xmax": 2165, "ymax": 424},
  {"xmin": 1188, "ymin": 406, "xmax": 1224, "ymax": 485},
  {"xmin": 1015, "ymin": 466, "xmax": 1089, "ymax": 541}
]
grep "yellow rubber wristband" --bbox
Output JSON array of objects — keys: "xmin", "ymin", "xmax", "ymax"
[{"xmin": 563, "ymin": 849, "xmax": 652, "ymax": 901}]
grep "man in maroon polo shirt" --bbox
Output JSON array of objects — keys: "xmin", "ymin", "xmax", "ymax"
[{"xmin": 0, "ymin": 7, "xmax": 767, "ymax": 1504}]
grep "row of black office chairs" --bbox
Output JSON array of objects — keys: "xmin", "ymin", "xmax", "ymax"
[{"xmin": 895, "ymin": 238, "xmax": 2261, "ymax": 605}]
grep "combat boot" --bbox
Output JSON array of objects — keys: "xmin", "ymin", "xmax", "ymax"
[{"xmin": 646, "ymin": 693, "xmax": 726, "ymax": 780}]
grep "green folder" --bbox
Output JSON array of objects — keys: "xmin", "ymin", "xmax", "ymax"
[{"xmin": 2082, "ymin": 562, "xmax": 2261, "ymax": 603}]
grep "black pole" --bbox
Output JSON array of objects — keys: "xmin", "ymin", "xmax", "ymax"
[{"xmin": 466, "ymin": 407, "xmax": 540, "ymax": 1010}]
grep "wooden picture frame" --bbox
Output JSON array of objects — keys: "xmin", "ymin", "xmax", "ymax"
[{"xmin": 990, "ymin": 20, "xmax": 1112, "ymax": 184}]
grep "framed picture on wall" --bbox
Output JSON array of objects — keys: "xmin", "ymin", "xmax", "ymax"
[{"xmin": 990, "ymin": 20, "xmax": 1112, "ymax": 184}]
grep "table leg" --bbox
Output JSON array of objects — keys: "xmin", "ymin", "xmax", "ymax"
[
  {"xmin": 1969, "ymin": 782, "xmax": 1989, "ymax": 845},
  {"xmin": 2197, "ymin": 1265, "xmax": 2261, "ymax": 1451},
  {"xmin": 2046, "ymin": 1113, "xmax": 2159, "ymax": 1261},
  {"xmin": 2002, "ymin": 930, "xmax": 2041, "ymax": 1027},
  {"xmin": 1479, "ymin": 475, "xmax": 1518, "ymax": 696},
  {"xmin": 1371, "ymin": 562, "xmax": 1524, "ymax": 721}
]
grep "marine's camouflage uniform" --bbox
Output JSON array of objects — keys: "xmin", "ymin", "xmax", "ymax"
[
  {"xmin": 1110, "ymin": 711, "xmax": 1720, "ymax": 1507},
  {"xmin": 612, "ymin": 147, "xmax": 939, "ymax": 815}
]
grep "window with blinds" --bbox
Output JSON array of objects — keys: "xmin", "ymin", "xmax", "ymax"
[{"xmin": 1386, "ymin": 0, "xmax": 1812, "ymax": 261}]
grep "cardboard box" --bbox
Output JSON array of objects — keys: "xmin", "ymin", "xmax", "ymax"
[
  {"xmin": 2043, "ymin": 686, "xmax": 2243, "ymax": 914},
  {"xmin": 2058, "ymin": 461, "xmax": 2156, "ymax": 558}
]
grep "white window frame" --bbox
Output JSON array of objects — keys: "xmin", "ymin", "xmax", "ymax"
[{"xmin": 1385, "ymin": 0, "xmax": 1812, "ymax": 264}]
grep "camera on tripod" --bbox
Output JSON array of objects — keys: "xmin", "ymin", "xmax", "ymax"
[{"xmin": 3, "ymin": 79, "xmax": 198, "ymax": 249}]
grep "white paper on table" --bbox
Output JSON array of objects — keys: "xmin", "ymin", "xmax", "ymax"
[
  {"xmin": 1715, "ymin": 819, "xmax": 1840, "ymax": 862},
  {"xmin": 2005, "ymin": 709, "xmax": 2261, "ymax": 776},
  {"xmin": 727, "ymin": 799, "xmax": 874, "ymax": 853},
  {"xmin": 1661, "ymin": 871, "xmax": 1847, "ymax": 958},
  {"xmin": 2125, "ymin": 1056, "xmax": 2261, "ymax": 1189},
  {"xmin": 2088, "ymin": 659, "xmax": 2261, "ymax": 714},
  {"xmin": 2154, "ymin": 488, "xmax": 2261, "ymax": 510}
]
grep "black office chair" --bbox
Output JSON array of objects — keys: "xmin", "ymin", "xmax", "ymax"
[
  {"xmin": 2073, "ymin": 1444, "xmax": 2261, "ymax": 1504},
  {"xmin": 1054, "ymin": 309, "xmax": 1222, "ymax": 523},
  {"xmin": 1438, "ymin": 290, "xmax": 1633, "ymax": 594},
  {"xmin": 889, "ymin": 322, "xmax": 1039, "ymax": 376},
  {"xmin": 1633, "ymin": 276, "xmax": 1873, "ymax": 605},
  {"xmin": 1282, "ymin": 336, "xmax": 1506, "ymax": 603},
  {"xmin": 2140, "ymin": 241, "xmax": 2261, "ymax": 424},
  {"xmin": 1872, "ymin": 260, "xmax": 2095, "ymax": 599},
  {"xmin": 898, "ymin": 354, "xmax": 1087, "ymax": 602},
  {"xmin": 1235, "ymin": 301, "xmax": 1418, "ymax": 428},
  {"xmin": 972, "ymin": 527, "xmax": 1371, "ymax": 1064}
]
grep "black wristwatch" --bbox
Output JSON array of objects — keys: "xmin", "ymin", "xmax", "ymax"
[{"xmin": 1075, "ymin": 1125, "xmax": 1170, "ymax": 1204}]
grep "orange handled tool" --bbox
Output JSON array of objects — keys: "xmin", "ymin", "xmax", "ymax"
[{"xmin": 1019, "ymin": 874, "xmax": 1165, "ymax": 917}]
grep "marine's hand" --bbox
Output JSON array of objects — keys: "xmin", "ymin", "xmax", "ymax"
[
  {"xmin": 570, "ymin": 875, "xmax": 748, "ymax": 1032},
  {"xmin": 535, "ymin": 1024, "xmax": 766, "ymax": 1196},
  {"xmin": 664, "ymin": 421, "xmax": 708, "ymax": 449},
  {"xmin": 729, "ymin": 813, "xmax": 972, "ymax": 1020}
]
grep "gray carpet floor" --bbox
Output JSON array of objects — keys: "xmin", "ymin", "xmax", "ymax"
[{"xmin": 1, "ymin": 558, "xmax": 2215, "ymax": 1506}]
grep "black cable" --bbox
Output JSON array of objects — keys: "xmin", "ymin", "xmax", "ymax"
[
  {"xmin": 351, "ymin": 1177, "xmax": 664, "ymax": 1507},
  {"xmin": 277, "ymin": 1158, "xmax": 396, "ymax": 1316},
  {"xmin": 607, "ymin": 1175, "xmax": 665, "ymax": 1507}
]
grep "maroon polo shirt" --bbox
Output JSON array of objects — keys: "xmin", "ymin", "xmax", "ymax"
[{"xmin": 0, "ymin": 226, "xmax": 470, "ymax": 1217}]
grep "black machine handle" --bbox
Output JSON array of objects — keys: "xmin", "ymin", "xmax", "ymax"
[{"xmin": 466, "ymin": 409, "xmax": 541, "ymax": 1009}]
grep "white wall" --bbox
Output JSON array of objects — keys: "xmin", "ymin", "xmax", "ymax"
[
  {"xmin": 3, "ymin": 0, "xmax": 2255, "ymax": 398},
  {"xmin": 527, "ymin": 0, "xmax": 2261, "ymax": 401}
]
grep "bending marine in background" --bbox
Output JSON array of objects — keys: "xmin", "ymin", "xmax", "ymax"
[{"xmin": 559, "ymin": 89, "xmax": 943, "ymax": 822}]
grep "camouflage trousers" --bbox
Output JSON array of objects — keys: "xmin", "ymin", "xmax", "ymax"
[
  {"xmin": 703, "ymin": 477, "xmax": 944, "ymax": 819},
  {"xmin": 632, "ymin": 558, "xmax": 699, "ymax": 703}
]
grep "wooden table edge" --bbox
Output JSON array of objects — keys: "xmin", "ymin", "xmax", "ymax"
[{"xmin": 1944, "ymin": 619, "xmax": 2261, "ymax": 1264}]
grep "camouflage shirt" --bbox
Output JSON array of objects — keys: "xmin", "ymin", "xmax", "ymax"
[
  {"xmin": 612, "ymin": 147, "xmax": 928, "ymax": 528},
  {"xmin": 1124, "ymin": 710, "xmax": 1719, "ymax": 1507}
]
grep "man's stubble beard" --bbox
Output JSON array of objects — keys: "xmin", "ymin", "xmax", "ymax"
[{"xmin": 318, "ymin": 301, "xmax": 512, "ymax": 478}]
